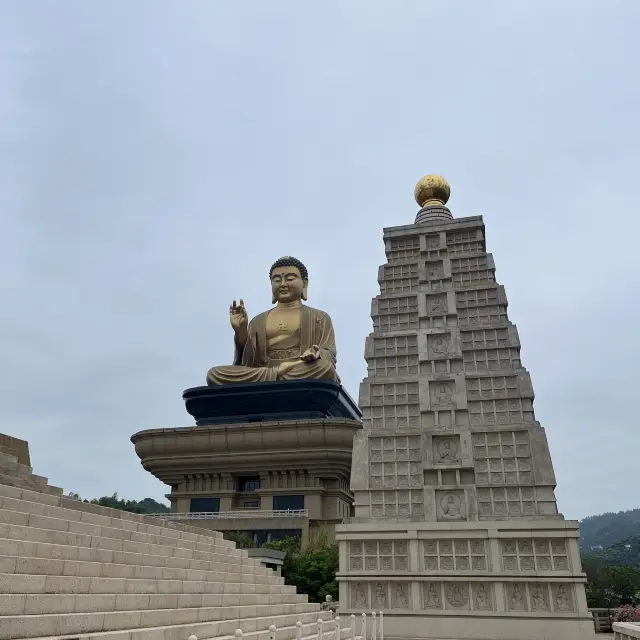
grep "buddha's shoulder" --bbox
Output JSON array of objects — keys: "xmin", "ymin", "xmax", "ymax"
[{"xmin": 302, "ymin": 305, "xmax": 332, "ymax": 321}]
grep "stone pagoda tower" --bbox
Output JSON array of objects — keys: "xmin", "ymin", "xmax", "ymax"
[{"xmin": 335, "ymin": 176, "xmax": 594, "ymax": 640}]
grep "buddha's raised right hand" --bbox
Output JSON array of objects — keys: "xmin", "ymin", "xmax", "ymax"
[{"xmin": 230, "ymin": 300, "xmax": 248, "ymax": 343}]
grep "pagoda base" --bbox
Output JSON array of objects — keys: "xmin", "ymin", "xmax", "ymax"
[
  {"xmin": 183, "ymin": 380, "xmax": 361, "ymax": 425},
  {"xmin": 335, "ymin": 519, "xmax": 595, "ymax": 640}
]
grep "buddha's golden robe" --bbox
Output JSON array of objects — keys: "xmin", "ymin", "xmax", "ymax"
[{"xmin": 206, "ymin": 305, "xmax": 339, "ymax": 385}]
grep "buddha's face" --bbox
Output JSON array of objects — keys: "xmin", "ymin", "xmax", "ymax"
[{"xmin": 271, "ymin": 265, "xmax": 307, "ymax": 303}]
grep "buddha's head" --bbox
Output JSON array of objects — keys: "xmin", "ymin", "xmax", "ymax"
[{"xmin": 269, "ymin": 256, "xmax": 308, "ymax": 304}]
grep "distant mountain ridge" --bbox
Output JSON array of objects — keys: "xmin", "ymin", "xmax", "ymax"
[
  {"xmin": 587, "ymin": 536, "xmax": 640, "ymax": 567},
  {"xmin": 580, "ymin": 508, "xmax": 640, "ymax": 553}
]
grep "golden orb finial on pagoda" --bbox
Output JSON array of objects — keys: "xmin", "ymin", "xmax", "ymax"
[{"xmin": 414, "ymin": 174, "xmax": 450, "ymax": 208}]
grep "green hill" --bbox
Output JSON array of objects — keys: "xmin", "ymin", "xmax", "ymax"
[
  {"xmin": 580, "ymin": 509, "xmax": 640, "ymax": 553},
  {"xmin": 587, "ymin": 536, "xmax": 640, "ymax": 567}
]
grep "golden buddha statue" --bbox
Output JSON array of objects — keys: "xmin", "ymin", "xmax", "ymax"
[{"xmin": 206, "ymin": 256, "xmax": 340, "ymax": 385}]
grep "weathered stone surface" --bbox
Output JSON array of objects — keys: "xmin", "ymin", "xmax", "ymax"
[
  {"xmin": 337, "ymin": 193, "xmax": 594, "ymax": 639},
  {"xmin": 0, "ymin": 460, "xmax": 352, "ymax": 639}
]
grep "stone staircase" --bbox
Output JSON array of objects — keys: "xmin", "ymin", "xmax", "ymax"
[
  {"xmin": 0, "ymin": 451, "xmax": 63, "ymax": 496},
  {"xmin": 0, "ymin": 482, "xmax": 347, "ymax": 640}
]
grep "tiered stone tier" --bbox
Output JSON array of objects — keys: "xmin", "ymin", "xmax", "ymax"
[
  {"xmin": 0, "ymin": 457, "xmax": 352, "ymax": 640},
  {"xmin": 336, "ymin": 177, "xmax": 594, "ymax": 640},
  {"xmin": 0, "ymin": 450, "xmax": 63, "ymax": 497}
]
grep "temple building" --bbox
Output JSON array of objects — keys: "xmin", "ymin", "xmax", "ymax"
[
  {"xmin": 335, "ymin": 175, "xmax": 594, "ymax": 640},
  {"xmin": 131, "ymin": 409, "xmax": 359, "ymax": 544}
]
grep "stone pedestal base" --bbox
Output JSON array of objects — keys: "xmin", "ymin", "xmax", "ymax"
[{"xmin": 335, "ymin": 520, "xmax": 595, "ymax": 640}]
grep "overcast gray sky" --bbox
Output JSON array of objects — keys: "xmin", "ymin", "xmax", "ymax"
[{"xmin": 0, "ymin": 1, "xmax": 638, "ymax": 521}]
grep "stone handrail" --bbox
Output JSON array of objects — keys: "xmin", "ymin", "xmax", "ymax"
[
  {"xmin": 613, "ymin": 622, "xmax": 640, "ymax": 639},
  {"xmin": 147, "ymin": 509, "xmax": 308, "ymax": 520}
]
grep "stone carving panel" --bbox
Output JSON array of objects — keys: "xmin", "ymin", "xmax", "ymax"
[
  {"xmin": 461, "ymin": 327, "xmax": 512, "ymax": 350},
  {"xmin": 423, "ymin": 538, "xmax": 487, "ymax": 571},
  {"xmin": 504, "ymin": 583, "xmax": 575, "ymax": 613},
  {"xmin": 387, "ymin": 237, "xmax": 420, "ymax": 262},
  {"xmin": 370, "ymin": 490, "xmax": 424, "ymax": 518},
  {"xmin": 432, "ymin": 435, "xmax": 461, "ymax": 465},
  {"xmin": 451, "ymin": 255, "xmax": 495, "ymax": 287},
  {"xmin": 381, "ymin": 263, "xmax": 419, "ymax": 295},
  {"xmin": 507, "ymin": 583, "xmax": 527, "ymax": 611},
  {"xmin": 368, "ymin": 383, "xmax": 420, "ymax": 430},
  {"xmin": 530, "ymin": 583, "xmax": 550, "ymax": 611},
  {"xmin": 462, "ymin": 347, "xmax": 522, "ymax": 373},
  {"xmin": 425, "ymin": 260, "xmax": 444, "ymax": 280},
  {"xmin": 429, "ymin": 380, "xmax": 455, "ymax": 408},
  {"xmin": 435, "ymin": 490, "xmax": 467, "ymax": 522},
  {"xmin": 458, "ymin": 306, "xmax": 508, "ymax": 327},
  {"xmin": 466, "ymin": 375, "xmax": 521, "ymax": 400},
  {"xmin": 552, "ymin": 584, "xmax": 574, "ymax": 612},
  {"xmin": 349, "ymin": 540, "xmax": 409, "ymax": 573},
  {"xmin": 501, "ymin": 538, "xmax": 569, "ymax": 572},
  {"xmin": 468, "ymin": 398, "xmax": 534, "ymax": 425},
  {"xmin": 445, "ymin": 583, "xmax": 470, "ymax": 610},
  {"xmin": 373, "ymin": 581, "xmax": 389, "ymax": 609},
  {"xmin": 446, "ymin": 229, "xmax": 483, "ymax": 254},
  {"xmin": 472, "ymin": 431, "xmax": 533, "ymax": 486},
  {"xmin": 373, "ymin": 295, "xmax": 419, "ymax": 332},
  {"xmin": 472, "ymin": 583, "xmax": 493, "ymax": 610},
  {"xmin": 455, "ymin": 287, "xmax": 500, "ymax": 309},
  {"xmin": 369, "ymin": 436, "xmax": 422, "ymax": 490},
  {"xmin": 427, "ymin": 333, "xmax": 451, "ymax": 359},
  {"xmin": 391, "ymin": 582, "xmax": 410, "ymax": 608},
  {"xmin": 426, "ymin": 294, "xmax": 448, "ymax": 315},
  {"xmin": 476, "ymin": 487, "xmax": 537, "ymax": 519},
  {"xmin": 423, "ymin": 582, "xmax": 442, "ymax": 609},
  {"xmin": 425, "ymin": 234, "xmax": 440, "ymax": 249},
  {"xmin": 351, "ymin": 582, "xmax": 369, "ymax": 609}
]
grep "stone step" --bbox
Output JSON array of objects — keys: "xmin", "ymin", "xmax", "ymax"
[
  {"xmin": 0, "ymin": 607, "xmax": 331, "ymax": 640},
  {"xmin": 0, "ymin": 572, "xmax": 296, "ymax": 596},
  {"xmin": 0, "ymin": 483, "xmax": 226, "ymax": 547},
  {"xmin": 0, "ymin": 472, "xmax": 44, "ymax": 488},
  {"xmin": 0, "ymin": 591, "xmax": 308, "ymax": 615},
  {"xmin": 0, "ymin": 500, "xmax": 249, "ymax": 563},
  {"xmin": 18, "ymin": 614, "xmax": 347, "ymax": 640},
  {"xmin": 0, "ymin": 489, "xmax": 228, "ymax": 546},
  {"xmin": 0, "ymin": 535, "xmax": 270, "ymax": 578},
  {"xmin": 0, "ymin": 475, "xmax": 64, "ymax": 498},
  {"xmin": 0, "ymin": 553, "xmax": 286, "ymax": 586},
  {"xmin": 0, "ymin": 451, "xmax": 30, "ymax": 469},
  {"xmin": 0, "ymin": 591, "xmax": 307, "ymax": 615},
  {"xmin": 0, "ymin": 523, "xmax": 268, "ymax": 575}
]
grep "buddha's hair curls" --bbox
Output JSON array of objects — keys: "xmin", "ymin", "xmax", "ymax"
[{"xmin": 269, "ymin": 256, "xmax": 308, "ymax": 280}]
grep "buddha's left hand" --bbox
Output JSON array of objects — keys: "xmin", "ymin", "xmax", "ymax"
[{"xmin": 301, "ymin": 345, "xmax": 321, "ymax": 362}]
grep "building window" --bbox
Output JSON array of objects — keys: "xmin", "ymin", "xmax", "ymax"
[
  {"xmin": 237, "ymin": 476, "xmax": 261, "ymax": 492},
  {"xmin": 237, "ymin": 529, "xmax": 303, "ymax": 545},
  {"xmin": 190, "ymin": 497, "xmax": 220, "ymax": 513},
  {"xmin": 273, "ymin": 495, "xmax": 304, "ymax": 511},
  {"xmin": 243, "ymin": 500, "xmax": 260, "ymax": 509}
]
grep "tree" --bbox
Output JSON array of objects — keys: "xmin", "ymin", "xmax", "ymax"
[
  {"xmin": 66, "ymin": 492, "xmax": 170, "ymax": 514},
  {"xmin": 603, "ymin": 565, "xmax": 640, "ymax": 602},
  {"xmin": 265, "ymin": 533, "xmax": 339, "ymax": 603},
  {"xmin": 223, "ymin": 532, "xmax": 256, "ymax": 549},
  {"xmin": 584, "ymin": 558, "xmax": 640, "ymax": 607}
]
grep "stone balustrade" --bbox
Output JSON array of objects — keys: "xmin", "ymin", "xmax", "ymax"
[{"xmin": 614, "ymin": 622, "xmax": 640, "ymax": 639}]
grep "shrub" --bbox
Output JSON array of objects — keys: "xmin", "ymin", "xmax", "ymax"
[{"xmin": 613, "ymin": 605, "xmax": 640, "ymax": 622}]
